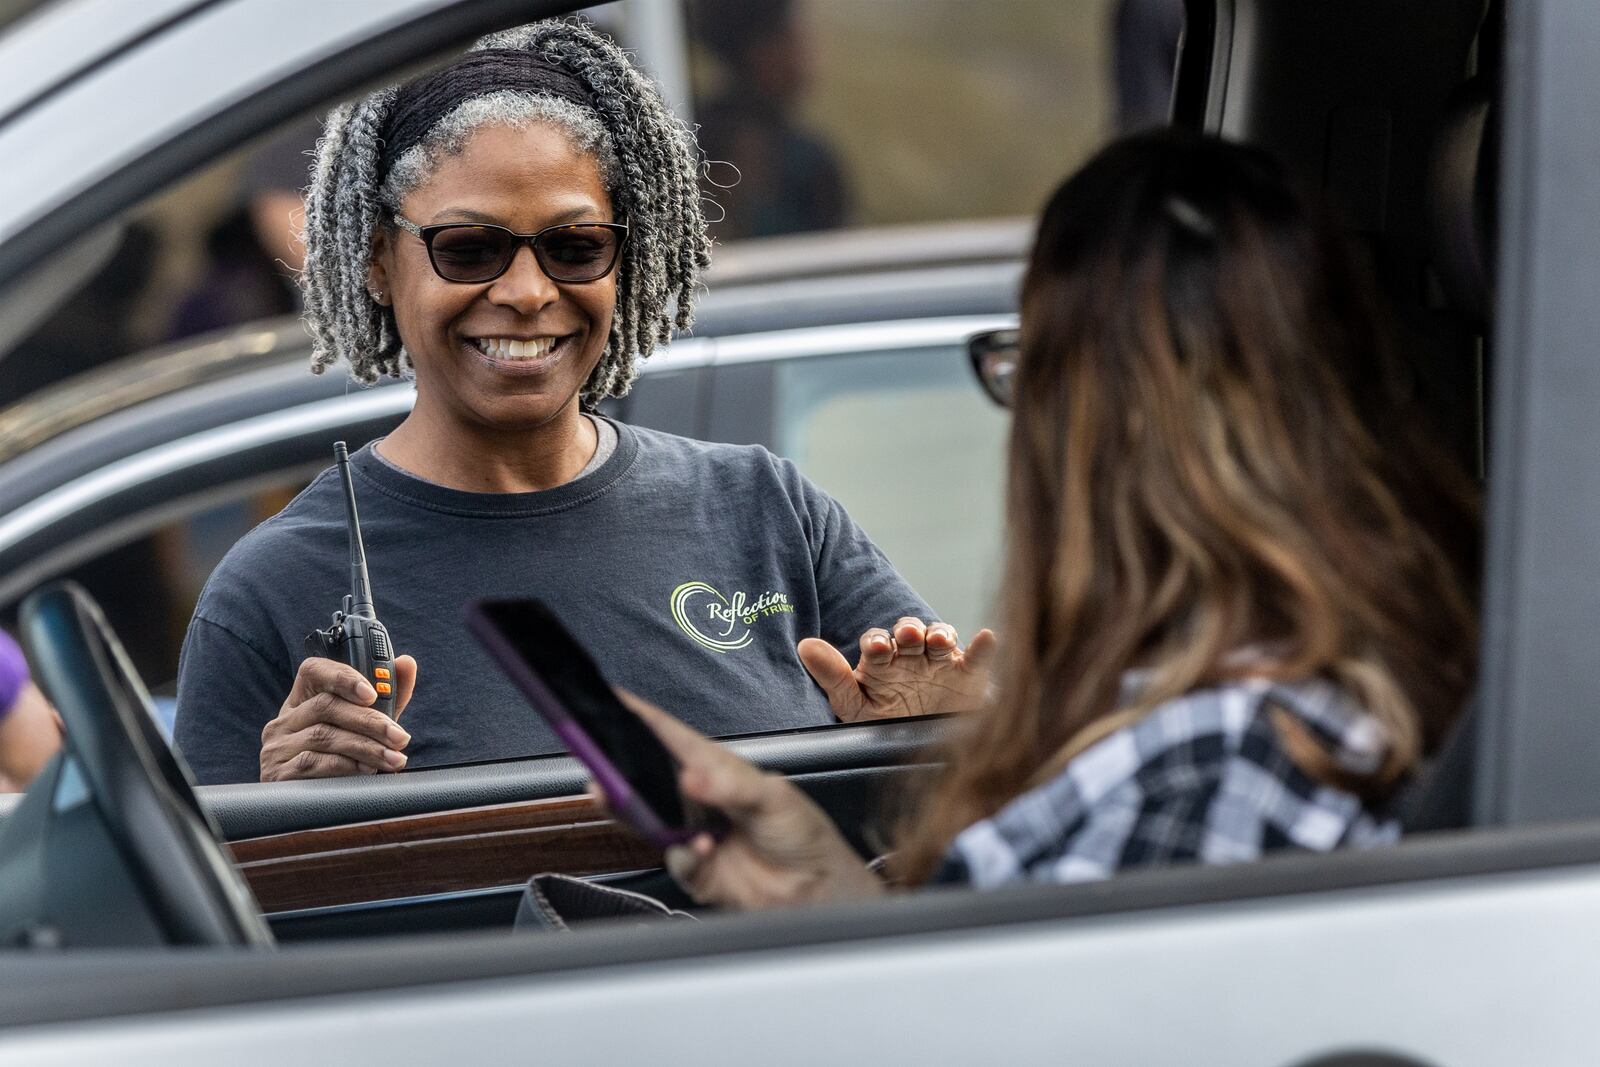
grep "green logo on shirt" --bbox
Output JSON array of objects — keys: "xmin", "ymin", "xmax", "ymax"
[{"xmin": 670, "ymin": 581, "xmax": 793, "ymax": 653}]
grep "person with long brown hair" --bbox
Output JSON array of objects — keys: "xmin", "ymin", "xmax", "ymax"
[{"xmin": 607, "ymin": 129, "xmax": 1480, "ymax": 908}]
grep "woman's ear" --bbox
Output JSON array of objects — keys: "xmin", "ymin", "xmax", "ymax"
[{"xmin": 367, "ymin": 228, "xmax": 393, "ymax": 307}]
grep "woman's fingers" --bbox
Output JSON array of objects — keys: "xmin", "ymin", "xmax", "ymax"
[
  {"xmin": 261, "ymin": 714, "xmax": 403, "ymax": 779},
  {"xmin": 858, "ymin": 628, "xmax": 895, "ymax": 666},
  {"xmin": 291, "ymin": 721, "xmax": 407, "ymax": 772},
  {"xmin": 892, "ymin": 617, "xmax": 928, "ymax": 656},
  {"xmin": 288, "ymin": 656, "xmax": 376, "ymax": 707},
  {"xmin": 263, "ymin": 656, "xmax": 413, "ymax": 781},
  {"xmin": 392, "ymin": 654, "xmax": 419, "ymax": 719},
  {"xmin": 797, "ymin": 638, "xmax": 865, "ymax": 718},
  {"xmin": 274, "ymin": 750, "xmax": 372, "ymax": 780},
  {"xmin": 615, "ymin": 688, "xmax": 713, "ymax": 758},
  {"xmin": 614, "ymin": 689, "xmax": 789, "ymax": 821},
  {"xmin": 925, "ymin": 623, "xmax": 960, "ymax": 660},
  {"xmin": 664, "ymin": 843, "xmax": 702, "ymax": 891},
  {"xmin": 963, "ymin": 628, "xmax": 1000, "ymax": 673},
  {"xmin": 665, "ymin": 834, "xmax": 732, "ymax": 905},
  {"xmin": 677, "ymin": 757, "xmax": 776, "ymax": 821},
  {"xmin": 618, "ymin": 690, "xmax": 765, "ymax": 788},
  {"xmin": 279, "ymin": 691, "xmax": 409, "ymax": 748}
]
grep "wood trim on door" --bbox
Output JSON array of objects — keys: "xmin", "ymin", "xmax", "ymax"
[{"xmin": 228, "ymin": 793, "xmax": 660, "ymax": 913}]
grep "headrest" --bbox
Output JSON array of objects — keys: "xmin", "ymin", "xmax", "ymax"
[{"xmin": 1425, "ymin": 77, "xmax": 1497, "ymax": 325}]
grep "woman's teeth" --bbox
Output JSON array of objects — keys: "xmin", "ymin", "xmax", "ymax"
[{"xmin": 474, "ymin": 337, "xmax": 560, "ymax": 360}]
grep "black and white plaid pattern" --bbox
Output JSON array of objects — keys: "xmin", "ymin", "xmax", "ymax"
[{"xmin": 936, "ymin": 677, "xmax": 1398, "ymax": 888}]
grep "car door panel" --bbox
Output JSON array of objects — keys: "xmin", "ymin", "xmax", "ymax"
[
  {"xmin": 260, "ymin": 762, "xmax": 929, "ymax": 939},
  {"xmin": 202, "ymin": 716, "xmax": 946, "ymax": 839},
  {"xmin": 205, "ymin": 718, "xmax": 946, "ymax": 926},
  {"xmin": 12, "ymin": 822, "xmax": 1600, "ymax": 1064}
]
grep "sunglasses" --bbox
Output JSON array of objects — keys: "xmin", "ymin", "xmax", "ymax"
[
  {"xmin": 392, "ymin": 215, "xmax": 629, "ymax": 284},
  {"xmin": 967, "ymin": 328, "xmax": 1020, "ymax": 408}
]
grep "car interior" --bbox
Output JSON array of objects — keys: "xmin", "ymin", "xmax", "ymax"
[{"xmin": 0, "ymin": 0, "xmax": 1557, "ymax": 1024}]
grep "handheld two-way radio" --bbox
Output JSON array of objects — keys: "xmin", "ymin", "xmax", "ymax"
[{"xmin": 304, "ymin": 441, "xmax": 398, "ymax": 718}]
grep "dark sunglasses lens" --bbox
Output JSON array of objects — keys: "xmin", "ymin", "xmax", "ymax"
[
  {"xmin": 968, "ymin": 329, "xmax": 1020, "ymax": 409},
  {"xmin": 427, "ymin": 226, "xmax": 515, "ymax": 282},
  {"xmin": 536, "ymin": 226, "xmax": 623, "ymax": 282}
]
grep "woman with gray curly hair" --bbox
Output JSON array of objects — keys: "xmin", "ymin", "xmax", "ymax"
[{"xmin": 173, "ymin": 20, "xmax": 995, "ymax": 785}]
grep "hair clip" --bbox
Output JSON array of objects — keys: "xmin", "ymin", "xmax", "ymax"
[{"xmin": 1164, "ymin": 196, "xmax": 1218, "ymax": 241}]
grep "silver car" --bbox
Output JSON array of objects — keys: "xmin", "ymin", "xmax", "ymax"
[{"xmin": 2, "ymin": 1, "xmax": 1598, "ymax": 1065}]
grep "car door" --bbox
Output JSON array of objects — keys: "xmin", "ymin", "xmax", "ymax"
[{"xmin": 20, "ymin": 0, "xmax": 1600, "ymax": 1062}]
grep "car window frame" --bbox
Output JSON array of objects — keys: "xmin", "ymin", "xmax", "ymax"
[
  {"xmin": 8, "ymin": 0, "xmax": 1600, "ymax": 1034},
  {"xmin": 0, "ymin": 0, "xmax": 554, "ymax": 290},
  {"xmin": 1473, "ymin": 0, "xmax": 1600, "ymax": 826},
  {"xmin": 6, "ymin": 814, "xmax": 1600, "ymax": 1032}
]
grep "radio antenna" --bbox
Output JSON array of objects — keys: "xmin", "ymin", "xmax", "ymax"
[{"xmin": 334, "ymin": 441, "xmax": 375, "ymax": 615}]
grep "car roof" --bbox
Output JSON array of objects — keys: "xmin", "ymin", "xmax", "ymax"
[
  {"xmin": 0, "ymin": 0, "xmax": 532, "ymax": 276},
  {"xmin": 0, "ymin": 0, "xmax": 207, "ymax": 124}
]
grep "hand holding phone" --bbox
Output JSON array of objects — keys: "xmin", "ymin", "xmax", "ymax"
[
  {"xmin": 610, "ymin": 688, "xmax": 888, "ymax": 910},
  {"xmin": 465, "ymin": 598, "xmax": 725, "ymax": 848}
]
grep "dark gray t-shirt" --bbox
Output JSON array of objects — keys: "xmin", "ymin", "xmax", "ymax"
[{"xmin": 173, "ymin": 421, "xmax": 932, "ymax": 784}]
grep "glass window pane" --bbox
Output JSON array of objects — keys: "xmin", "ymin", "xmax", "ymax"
[
  {"xmin": 773, "ymin": 345, "xmax": 1007, "ymax": 638},
  {"xmin": 685, "ymin": 0, "xmax": 1183, "ymax": 240}
]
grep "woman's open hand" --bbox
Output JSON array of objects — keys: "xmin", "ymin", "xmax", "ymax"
[
  {"xmin": 612, "ymin": 691, "xmax": 884, "ymax": 910},
  {"xmin": 798, "ymin": 618, "xmax": 997, "ymax": 722},
  {"xmin": 259, "ymin": 655, "xmax": 416, "ymax": 781}
]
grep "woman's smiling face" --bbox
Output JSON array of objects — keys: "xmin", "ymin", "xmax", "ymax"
[{"xmin": 369, "ymin": 121, "xmax": 617, "ymax": 433}]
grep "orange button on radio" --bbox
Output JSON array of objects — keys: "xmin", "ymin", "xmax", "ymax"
[
  {"xmin": 373, "ymin": 667, "xmax": 391, "ymax": 680},
  {"xmin": 375, "ymin": 682, "xmax": 392, "ymax": 695}
]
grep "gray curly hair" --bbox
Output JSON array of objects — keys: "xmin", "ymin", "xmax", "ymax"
[{"xmin": 299, "ymin": 20, "xmax": 711, "ymax": 401}]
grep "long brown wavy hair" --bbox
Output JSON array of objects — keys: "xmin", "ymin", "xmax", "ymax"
[{"xmin": 894, "ymin": 131, "xmax": 1480, "ymax": 884}]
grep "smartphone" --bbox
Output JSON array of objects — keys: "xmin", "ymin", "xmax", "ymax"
[{"xmin": 464, "ymin": 598, "xmax": 722, "ymax": 848}]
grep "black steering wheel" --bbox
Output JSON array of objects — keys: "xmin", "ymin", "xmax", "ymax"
[{"xmin": 18, "ymin": 582, "xmax": 272, "ymax": 947}]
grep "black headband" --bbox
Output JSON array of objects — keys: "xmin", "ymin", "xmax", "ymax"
[{"xmin": 377, "ymin": 49, "xmax": 594, "ymax": 179}]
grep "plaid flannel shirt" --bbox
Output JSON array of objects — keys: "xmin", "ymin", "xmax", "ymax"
[{"xmin": 935, "ymin": 676, "xmax": 1399, "ymax": 888}]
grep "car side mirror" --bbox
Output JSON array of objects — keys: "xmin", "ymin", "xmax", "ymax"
[{"xmin": 967, "ymin": 328, "xmax": 1018, "ymax": 409}]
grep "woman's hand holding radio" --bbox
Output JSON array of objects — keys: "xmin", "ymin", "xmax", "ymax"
[
  {"xmin": 259, "ymin": 655, "xmax": 417, "ymax": 781},
  {"xmin": 611, "ymin": 691, "xmax": 884, "ymax": 911}
]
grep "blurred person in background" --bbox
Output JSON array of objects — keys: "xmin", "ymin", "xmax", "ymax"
[
  {"xmin": 688, "ymin": 0, "xmax": 850, "ymax": 239},
  {"xmin": 609, "ymin": 130, "xmax": 1481, "ymax": 908},
  {"xmin": 0, "ymin": 631, "xmax": 61, "ymax": 792},
  {"xmin": 165, "ymin": 118, "xmax": 318, "ymax": 341},
  {"xmin": 0, "ymin": 222, "xmax": 178, "ymax": 685}
]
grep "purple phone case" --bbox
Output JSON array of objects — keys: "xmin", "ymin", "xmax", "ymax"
[{"xmin": 464, "ymin": 605, "xmax": 699, "ymax": 849}]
